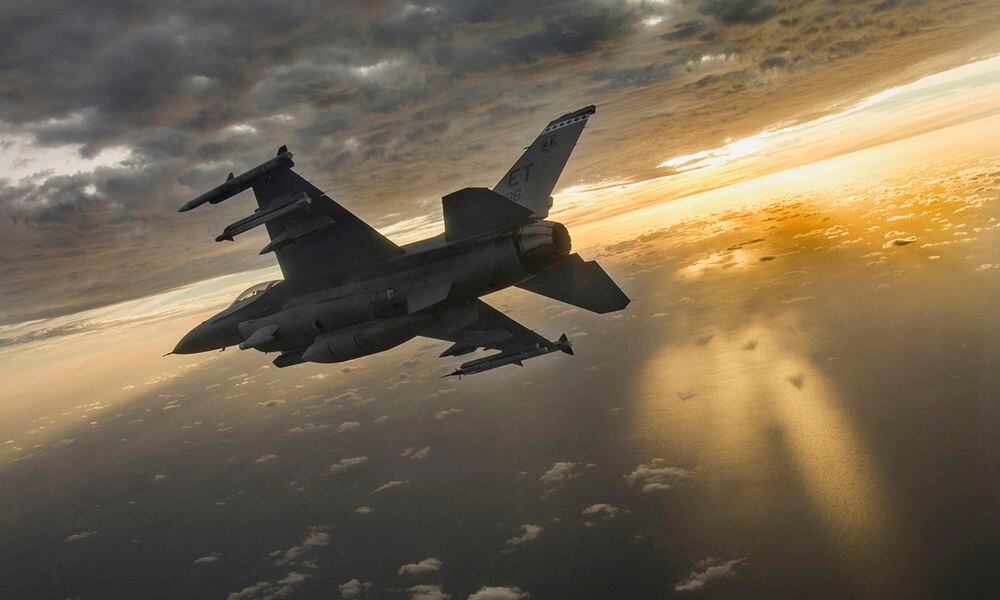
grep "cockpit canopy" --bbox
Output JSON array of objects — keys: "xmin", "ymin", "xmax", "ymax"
[{"xmin": 233, "ymin": 280, "xmax": 282, "ymax": 305}]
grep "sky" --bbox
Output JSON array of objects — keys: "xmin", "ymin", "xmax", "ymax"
[
  {"xmin": 3, "ymin": 112, "xmax": 999, "ymax": 597},
  {"xmin": 3, "ymin": 0, "xmax": 1000, "ymax": 325},
  {"xmin": 3, "ymin": 2, "xmax": 1000, "ymax": 599}
]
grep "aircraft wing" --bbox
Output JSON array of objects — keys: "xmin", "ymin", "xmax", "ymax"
[
  {"xmin": 249, "ymin": 165, "xmax": 404, "ymax": 282},
  {"xmin": 421, "ymin": 300, "xmax": 572, "ymax": 376},
  {"xmin": 183, "ymin": 147, "xmax": 404, "ymax": 282}
]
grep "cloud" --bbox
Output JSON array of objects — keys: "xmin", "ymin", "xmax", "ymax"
[
  {"xmin": 268, "ymin": 525, "xmax": 331, "ymax": 566},
  {"xmin": 539, "ymin": 461, "xmax": 588, "ymax": 491},
  {"xmin": 402, "ymin": 446, "xmax": 432, "ymax": 461},
  {"xmin": 257, "ymin": 400, "xmax": 286, "ymax": 408},
  {"xmin": 434, "ymin": 408, "xmax": 463, "ymax": 420},
  {"xmin": 883, "ymin": 235, "xmax": 918, "ymax": 248},
  {"xmin": 228, "ymin": 571, "xmax": 311, "ymax": 600},
  {"xmin": 325, "ymin": 391, "xmax": 364, "ymax": 406},
  {"xmin": 408, "ymin": 584, "xmax": 450, "ymax": 600},
  {"xmin": 780, "ymin": 296, "xmax": 814, "ymax": 304},
  {"xmin": 698, "ymin": 0, "xmax": 780, "ymax": 25},
  {"xmin": 64, "ymin": 530, "xmax": 97, "ymax": 542},
  {"xmin": 330, "ymin": 456, "xmax": 369, "ymax": 474},
  {"xmin": 337, "ymin": 421, "xmax": 362, "ymax": 433},
  {"xmin": 505, "ymin": 524, "xmax": 543, "ymax": 547},
  {"xmin": 2, "ymin": 0, "xmax": 989, "ymax": 326},
  {"xmin": 468, "ymin": 587, "xmax": 531, "ymax": 600},
  {"xmin": 398, "ymin": 557, "xmax": 443, "ymax": 576},
  {"xmin": 660, "ymin": 20, "xmax": 707, "ymax": 42},
  {"xmin": 581, "ymin": 503, "xmax": 622, "ymax": 520},
  {"xmin": 625, "ymin": 459, "xmax": 693, "ymax": 492},
  {"xmin": 339, "ymin": 578, "xmax": 373, "ymax": 599},
  {"xmin": 400, "ymin": 356, "xmax": 423, "ymax": 368},
  {"xmin": 193, "ymin": 552, "xmax": 222, "ymax": 566},
  {"xmin": 673, "ymin": 557, "xmax": 748, "ymax": 592},
  {"xmin": 287, "ymin": 422, "xmax": 332, "ymax": 434},
  {"xmin": 371, "ymin": 480, "xmax": 410, "ymax": 494}
]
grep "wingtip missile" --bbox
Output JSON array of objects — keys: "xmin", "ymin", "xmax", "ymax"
[{"xmin": 178, "ymin": 147, "xmax": 294, "ymax": 212}]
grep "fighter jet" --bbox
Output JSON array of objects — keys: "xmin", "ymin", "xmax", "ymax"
[{"xmin": 172, "ymin": 105, "xmax": 629, "ymax": 376}]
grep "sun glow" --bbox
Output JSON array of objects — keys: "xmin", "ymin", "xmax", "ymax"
[
  {"xmin": 659, "ymin": 135, "xmax": 770, "ymax": 173},
  {"xmin": 630, "ymin": 314, "xmax": 916, "ymax": 593},
  {"xmin": 655, "ymin": 53, "xmax": 1000, "ymax": 180}
]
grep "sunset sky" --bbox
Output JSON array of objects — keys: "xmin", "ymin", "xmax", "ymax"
[
  {"xmin": 2, "ymin": 2, "xmax": 1000, "ymax": 599},
  {"xmin": 2, "ymin": 0, "xmax": 999, "ymax": 324}
]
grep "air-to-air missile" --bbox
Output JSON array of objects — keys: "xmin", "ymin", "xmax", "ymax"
[
  {"xmin": 444, "ymin": 334, "xmax": 574, "ymax": 378},
  {"xmin": 178, "ymin": 146, "xmax": 294, "ymax": 212},
  {"xmin": 214, "ymin": 192, "xmax": 311, "ymax": 242}
]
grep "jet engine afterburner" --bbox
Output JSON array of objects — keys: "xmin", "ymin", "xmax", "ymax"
[{"xmin": 513, "ymin": 220, "xmax": 572, "ymax": 274}]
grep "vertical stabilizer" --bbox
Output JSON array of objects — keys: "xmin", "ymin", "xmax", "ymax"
[{"xmin": 492, "ymin": 105, "xmax": 595, "ymax": 218}]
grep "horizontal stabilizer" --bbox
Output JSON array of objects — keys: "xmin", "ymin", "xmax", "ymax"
[
  {"xmin": 516, "ymin": 254, "xmax": 629, "ymax": 314},
  {"xmin": 442, "ymin": 187, "xmax": 534, "ymax": 242}
]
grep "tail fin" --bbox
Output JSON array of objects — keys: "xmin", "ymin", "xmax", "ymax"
[
  {"xmin": 493, "ymin": 105, "xmax": 595, "ymax": 218},
  {"xmin": 516, "ymin": 253, "xmax": 629, "ymax": 314}
]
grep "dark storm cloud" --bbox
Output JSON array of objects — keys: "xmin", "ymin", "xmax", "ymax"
[
  {"xmin": 426, "ymin": 1, "xmax": 655, "ymax": 76},
  {"xmin": 660, "ymin": 20, "xmax": 708, "ymax": 42},
  {"xmin": 698, "ymin": 0, "xmax": 781, "ymax": 25},
  {"xmin": 1, "ymin": 0, "xmax": 997, "ymax": 324}
]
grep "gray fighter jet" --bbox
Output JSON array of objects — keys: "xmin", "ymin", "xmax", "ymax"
[{"xmin": 172, "ymin": 105, "xmax": 629, "ymax": 376}]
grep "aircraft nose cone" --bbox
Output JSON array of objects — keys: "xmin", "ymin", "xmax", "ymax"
[
  {"xmin": 173, "ymin": 319, "xmax": 244, "ymax": 354},
  {"xmin": 172, "ymin": 328, "xmax": 202, "ymax": 354},
  {"xmin": 173, "ymin": 322, "xmax": 216, "ymax": 354}
]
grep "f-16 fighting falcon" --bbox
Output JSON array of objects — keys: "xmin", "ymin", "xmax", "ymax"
[{"xmin": 171, "ymin": 106, "xmax": 629, "ymax": 377}]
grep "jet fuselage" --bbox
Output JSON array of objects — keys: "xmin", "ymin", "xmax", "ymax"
[{"xmin": 173, "ymin": 220, "xmax": 571, "ymax": 365}]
